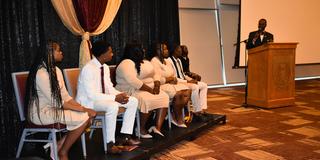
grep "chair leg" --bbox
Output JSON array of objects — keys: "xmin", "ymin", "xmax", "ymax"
[
  {"xmin": 16, "ymin": 129, "xmax": 27, "ymax": 158},
  {"xmin": 135, "ymin": 111, "xmax": 141, "ymax": 139},
  {"xmin": 48, "ymin": 133, "xmax": 52, "ymax": 142},
  {"xmin": 81, "ymin": 133, "xmax": 87, "ymax": 158},
  {"xmin": 101, "ymin": 117, "xmax": 107, "ymax": 152},
  {"xmin": 168, "ymin": 106, "xmax": 172, "ymax": 129},
  {"xmin": 51, "ymin": 131, "xmax": 59, "ymax": 160},
  {"xmin": 89, "ymin": 120, "xmax": 97, "ymax": 139},
  {"xmin": 89, "ymin": 129, "xmax": 95, "ymax": 139},
  {"xmin": 182, "ymin": 107, "xmax": 185, "ymax": 120}
]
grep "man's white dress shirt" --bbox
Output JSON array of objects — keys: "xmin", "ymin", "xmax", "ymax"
[{"xmin": 76, "ymin": 58, "xmax": 138, "ymax": 143}]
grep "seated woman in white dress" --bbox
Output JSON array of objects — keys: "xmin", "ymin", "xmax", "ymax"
[
  {"xmin": 116, "ymin": 43, "xmax": 169, "ymax": 138},
  {"xmin": 25, "ymin": 41, "xmax": 96, "ymax": 160},
  {"xmin": 150, "ymin": 43, "xmax": 191, "ymax": 127}
]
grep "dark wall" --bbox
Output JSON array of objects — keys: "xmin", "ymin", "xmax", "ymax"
[{"xmin": 0, "ymin": 0, "xmax": 179, "ymax": 158}]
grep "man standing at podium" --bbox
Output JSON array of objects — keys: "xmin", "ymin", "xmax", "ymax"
[{"xmin": 246, "ymin": 18, "xmax": 274, "ymax": 49}]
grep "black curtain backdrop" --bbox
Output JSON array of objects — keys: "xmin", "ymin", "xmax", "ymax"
[{"xmin": 0, "ymin": 0, "xmax": 179, "ymax": 158}]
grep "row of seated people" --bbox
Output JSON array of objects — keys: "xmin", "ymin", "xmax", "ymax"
[{"xmin": 25, "ymin": 40, "xmax": 208, "ymax": 159}]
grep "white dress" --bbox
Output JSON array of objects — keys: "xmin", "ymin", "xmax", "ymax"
[
  {"xmin": 30, "ymin": 66, "xmax": 89, "ymax": 131},
  {"xmin": 151, "ymin": 57, "xmax": 188, "ymax": 99},
  {"xmin": 116, "ymin": 59, "xmax": 169, "ymax": 113}
]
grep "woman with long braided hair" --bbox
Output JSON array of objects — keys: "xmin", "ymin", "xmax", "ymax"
[{"xmin": 25, "ymin": 41, "xmax": 96, "ymax": 160}]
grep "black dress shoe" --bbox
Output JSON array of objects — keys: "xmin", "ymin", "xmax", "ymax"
[
  {"xmin": 106, "ymin": 142, "xmax": 122, "ymax": 155},
  {"xmin": 121, "ymin": 137, "xmax": 141, "ymax": 146}
]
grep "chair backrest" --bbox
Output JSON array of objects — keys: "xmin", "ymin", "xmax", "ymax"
[
  {"xmin": 63, "ymin": 67, "xmax": 125, "ymax": 113},
  {"xmin": 63, "ymin": 68, "xmax": 80, "ymax": 98},
  {"xmin": 12, "ymin": 71, "xmax": 29, "ymax": 121},
  {"xmin": 63, "ymin": 66, "xmax": 117, "ymax": 96}
]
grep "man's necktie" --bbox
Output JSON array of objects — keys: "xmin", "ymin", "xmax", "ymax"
[
  {"xmin": 100, "ymin": 66, "xmax": 105, "ymax": 93},
  {"xmin": 177, "ymin": 60, "xmax": 186, "ymax": 79}
]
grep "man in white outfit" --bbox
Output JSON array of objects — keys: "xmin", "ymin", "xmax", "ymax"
[
  {"xmin": 167, "ymin": 44, "xmax": 208, "ymax": 121},
  {"xmin": 76, "ymin": 40, "xmax": 139, "ymax": 154}
]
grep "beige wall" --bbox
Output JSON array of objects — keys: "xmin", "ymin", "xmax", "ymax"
[
  {"xmin": 179, "ymin": 0, "xmax": 223, "ymax": 85},
  {"xmin": 240, "ymin": 0, "xmax": 320, "ymax": 65},
  {"xmin": 296, "ymin": 65, "xmax": 320, "ymax": 78},
  {"xmin": 179, "ymin": 0, "xmax": 320, "ymax": 86},
  {"xmin": 219, "ymin": 4, "xmax": 245, "ymax": 84}
]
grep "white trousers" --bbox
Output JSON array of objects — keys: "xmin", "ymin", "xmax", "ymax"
[
  {"xmin": 185, "ymin": 81, "xmax": 208, "ymax": 112},
  {"xmin": 94, "ymin": 96, "xmax": 138, "ymax": 143}
]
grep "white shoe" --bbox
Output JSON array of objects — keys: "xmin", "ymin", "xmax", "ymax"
[
  {"xmin": 148, "ymin": 126, "xmax": 164, "ymax": 137},
  {"xmin": 43, "ymin": 143, "xmax": 51, "ymax": 150},
  {"xmin": 140, "ymin": 133, "xmax": 153, "ymax": 139},
  {"xmin": 135, "ymin": 127, "xmax": 152, "ymax": 138},
  {"xmin": 43, "ymin": 143, "xmax": 55, "ymax": 160},
  {"xmin": 171, "ymin": 119, "xmax": 187, "ymax": 128}
]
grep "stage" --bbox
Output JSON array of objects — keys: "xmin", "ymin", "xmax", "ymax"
[
  {"xmin": 16, "ymin": 113, "xmax": 226, "ymax": 160},
  {"xmin": 70, "ymin": 113, "xmax": 226, "ymax": 160}
]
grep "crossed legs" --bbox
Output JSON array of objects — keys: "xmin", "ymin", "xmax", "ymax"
[{"xmin": 171, "ymin": 89, "xmax": 191, "ymax": 125}]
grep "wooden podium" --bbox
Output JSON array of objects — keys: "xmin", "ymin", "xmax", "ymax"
[{"xmin": 247, "ymin": 42, "xmax": 298, "ymax": 108}]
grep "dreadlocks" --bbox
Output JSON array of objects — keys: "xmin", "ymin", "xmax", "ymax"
[{"xmin": 25, "ymin": 41, "xmax": 64, "ymax": 124}]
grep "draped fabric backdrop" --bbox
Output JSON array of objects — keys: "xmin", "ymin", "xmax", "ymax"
[
  {"xmin": 0, "ymin": 0, "xmax": 179, "ymax": 158},
  {"xmin": 51, "ymin": 0, "xmax": 122, "ymax": 67}
]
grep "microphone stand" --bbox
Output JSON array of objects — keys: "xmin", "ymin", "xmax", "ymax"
[
  {"xmin": 233, "ymin": 39, "xmax": 247, "ymax": 47},
  {"xmin": 232, "ymin": 40, "xmax": 249, "ymax": 109},
  {"xmin": 242, "ymin": 41, "xmax": 259, "ymax": 110},
  {"xmin": 242, "ymin": 42, "xmax": 248, "ymax": 108}
]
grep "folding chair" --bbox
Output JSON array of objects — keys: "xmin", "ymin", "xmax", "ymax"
[
  {"xmin": 12, "ymin": 71, "xmax": 86, "ymax": 159},
  {"xmin": 63, "ymin": 67, "xmax": 140, "ymax": 156}
]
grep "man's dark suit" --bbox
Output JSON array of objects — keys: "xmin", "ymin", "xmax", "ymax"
[{"xmin": 246, "ymin": 31, "xmax": 273, "ymax": 49}]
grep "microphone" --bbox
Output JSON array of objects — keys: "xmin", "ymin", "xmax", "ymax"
[
  {"xmin": 256, "ymin": 30, "xmax": 263, "ymax": 36},
  {"xmin": 233, "ymin": 39, "xmax": 247, "ymax": 46},
  {"xmin": 253, "ymin": 32, "xmax": 260, "ymax": 41}
]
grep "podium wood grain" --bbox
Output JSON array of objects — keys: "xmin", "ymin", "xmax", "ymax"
[{"xmin": 247, "ymin": 43, "xmax": 298, "ymax": 108}]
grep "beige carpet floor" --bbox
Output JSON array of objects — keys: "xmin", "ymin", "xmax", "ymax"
[{"xmin": 151, "ymin": 79, "xmax": 320, "ymax": 160}]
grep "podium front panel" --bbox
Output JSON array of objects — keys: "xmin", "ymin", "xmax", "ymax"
[{"xmin": 247, "ymin": 43, "xmax": 297, "ymax": 108}]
